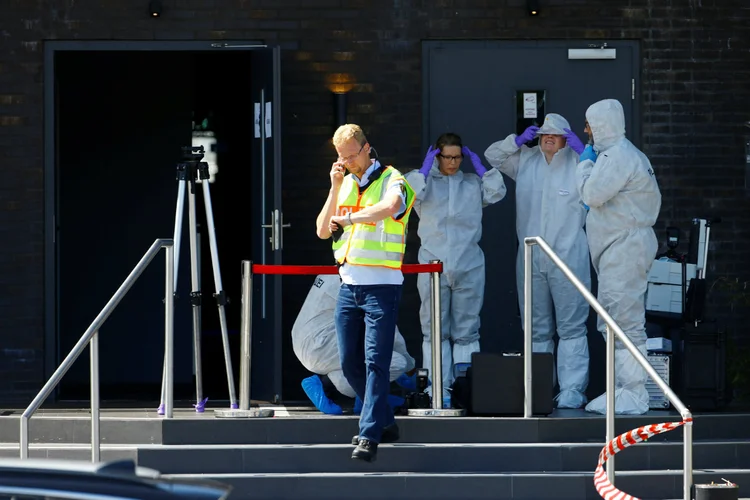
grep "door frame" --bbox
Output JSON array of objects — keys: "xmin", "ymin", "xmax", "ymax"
[
  {"xmin": 43, "ymin": 40, "xmax": 267, "ymax": 399},
  {"xmin": 421, "ymin": 39, "xmax": 642, "ymax": 152}
]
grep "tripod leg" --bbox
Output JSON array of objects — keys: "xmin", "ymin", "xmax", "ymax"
[
  {"xmin": 173, "ymin": 180, "xmax": 187, "ymax": 290},
  {"xmin": 160, "ymin": 179, "xmax": 187, "ymax": 415},
  {"xmin": 188, "ymin": 186, "xmax": 207, "ymax": 412},
  {"xmin": 200, "ymin": 180, "xmax": 239, "ymax": 409}
]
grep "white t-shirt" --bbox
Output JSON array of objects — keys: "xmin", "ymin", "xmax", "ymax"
[{"xmin": 339, "ymin": 160, "xmax": 407, "ymax": 286}]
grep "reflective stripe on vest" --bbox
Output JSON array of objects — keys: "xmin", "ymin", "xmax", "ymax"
[{"xmin": 332, "ymin": 166, "xmax": 415, "ymax": 269}]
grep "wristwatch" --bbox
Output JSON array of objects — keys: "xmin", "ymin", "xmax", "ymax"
[{"xmin": 347, "ymin": 212, "xmax": 353, "ymax": 225}]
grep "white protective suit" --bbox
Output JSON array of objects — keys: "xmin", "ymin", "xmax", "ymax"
[
  {"xmin": 576, "ymin": 99, "xmax": 662, "ymax": 415},
  {"xmin": 484, "ymin": 113, "xmax": 592, "ymax": 409},
  {"xmin": 405, "ymin": 164, "xmax": 506, "ymax": 400},
  {"xmin": 291, "ymin": 274, "xmax": 416, "ymax": 398}
]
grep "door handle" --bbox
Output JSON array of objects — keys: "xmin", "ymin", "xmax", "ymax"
[
  {"xmin": 263, "ymin": 210, "xmax": 291, "ymax": 251},
  {"xmin": 272, "ymin": 210, "xmax": 281, "ymax": 250},
  {"xmin": 280, "ymin": 211, "xmax": 291, "ymax": 250},
  {"xmin": 261, "ymin": 212, "xmax": 276, "ymax": 250}
]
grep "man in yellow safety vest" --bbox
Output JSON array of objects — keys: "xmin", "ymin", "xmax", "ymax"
[{"xmin": 316, "ymin": 123, "xmax": 415, "ymax": 463}]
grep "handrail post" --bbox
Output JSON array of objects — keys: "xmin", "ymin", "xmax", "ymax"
[
  {"xmin": 526, "ymin": 235, "xmax": 694, "ymax": 496},
  {"xmin": 606, "ymin": 325, "xmax": 616, "ymax": 484},
  {"xmin": 164, "ymin": 243, "xmax": 175, "ymax": 418},
  {"xmin": 523, "ymin": 241, "xmax": 533, "ymax": 418},
  {"xmin": 19, "ymin": 416, "xmax": 28, "ymax": 459},
  {"xmin": 683, "ymin": 416, "xmax": 693, "ymax": 500},
  {"xmin": 19, "ymin": 238, "xmax": 171, "ymax": 459},
  {"xmin": 430, "ymin": 259, "xmax": 443, "ymax": 410},
  {"xmin": 90, "ymin": 330, "xmax": 100, "ymax": 463},
  {"xmin": 239, "ymin": 260, "xmax": 253, "ymax": 411}
]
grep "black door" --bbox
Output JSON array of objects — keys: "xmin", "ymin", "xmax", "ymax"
[
  {"xmin": 419, "ymin": 40, "xmax": 639, "ymax": 396},
  {"xmin": 248, "ymin": 46, "xmax": 286, "ymax": 403}
]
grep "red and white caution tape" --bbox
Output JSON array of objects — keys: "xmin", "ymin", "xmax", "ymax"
[{"xmin": 594, "ymin": 417, "xmax": 693, "ymax": 500}]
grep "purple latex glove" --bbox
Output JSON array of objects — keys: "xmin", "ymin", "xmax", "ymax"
[
  {"xmin": 462, "ymin": 146, "xmax": 487, "ymax": 177},
  {"xmin": 514, "ymin": 125, "xmax": 540, "ymax": 148},
  {"xmin": 564, "ymin": 128, "xmax": 585, "ymax": 155},
  {"xmin": 420, "ymin": 145, "xmax": 439, "ymax": 177}
]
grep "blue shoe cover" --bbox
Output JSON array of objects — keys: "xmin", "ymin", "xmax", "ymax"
[
  {"xmin": 395, "ymin": 373, "xmax": 417, "ymax": 391},
  {"xmin": 301, "ymin": 375, "xmax": 343, "ymax": 415}
]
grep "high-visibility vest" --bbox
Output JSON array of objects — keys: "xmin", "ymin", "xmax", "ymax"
[{"xmin": 332, "ymin": 165, "xmax": 415, "ymax": 269}]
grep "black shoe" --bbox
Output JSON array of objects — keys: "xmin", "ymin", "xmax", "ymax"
[
  {"xmin": 351, "ymin": 423, "xmax": 400, "ymax": 446},
  {"xmin": 351, "ymin": 439, "xmax": 378, "ymax": 462}
]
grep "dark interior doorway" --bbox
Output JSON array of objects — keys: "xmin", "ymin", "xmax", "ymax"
[{"xmin": 54, "ymin": 49, "xmax": 259, "ymax": 402}]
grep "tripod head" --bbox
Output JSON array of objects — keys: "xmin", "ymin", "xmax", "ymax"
[
  {"xmin": 181, "ymin": 145, "xmax": 205, "ymax": 162},
  {"xmin": 177, "ymin": 146, "xmax": 210, "ymax": 183}
]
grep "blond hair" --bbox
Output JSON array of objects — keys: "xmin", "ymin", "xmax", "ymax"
[{"xmin": 332, "ymin": 124, "xmax": 367, "ymax": 148}]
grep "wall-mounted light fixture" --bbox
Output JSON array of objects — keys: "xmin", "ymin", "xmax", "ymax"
[
  {"xmin": 527, "ymin": 0, "xmax": 539, "ymax": 16},
  {"xmin": 149, "ymin": 0, "xmax": 162, "ymax": 17},
  {"xmin": 326, "ymin": 73, "xmax": 355, "ymax": 132},
  {"xmin": 333, "ymin": 92, "xmax": 348, "ymax": 130}
]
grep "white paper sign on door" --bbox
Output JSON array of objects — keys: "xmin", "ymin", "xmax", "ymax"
[
  {"xmin": 254, "ymin": 103, "xmax": 261, "ymax": 138},
  {"xmin": 523, "ymin": 93, "xmax": 537, "ymax": 118},
  {"xmin": 265, "ymin": 102, "xmax": 272, "ymax": 138}
]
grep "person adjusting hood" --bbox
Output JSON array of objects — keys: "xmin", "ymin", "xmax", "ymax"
[
  {"xmin": 484, "ymin": 113, "xmax": 592, "ymax": 409},
  {"xmin": 576, "ymin": 99, "xmax": 662, "ymax": 416},
  {"xmin": 406, "ymin": 132, "xmax": 506, "ymax": 408},
  {"xmin": 585, "ymin": 98, "xmax": 626, "ymax": 152}
]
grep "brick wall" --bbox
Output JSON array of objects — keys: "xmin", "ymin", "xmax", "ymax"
[{"xmin": 0, "ymin": 0, "xmax": 748, "ymax": 403}]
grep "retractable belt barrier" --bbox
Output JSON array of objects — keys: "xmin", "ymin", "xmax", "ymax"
[
  {"xmin": 215, "ymin": 259, "xmax": 465, "ymax": 418},
  {"xmin": 251, "ymin": 263, "xmax": 443, "ymax": 275},
  {"xmin": 595, "ymin": 417, "xmax": 693, "ymax": 500}
]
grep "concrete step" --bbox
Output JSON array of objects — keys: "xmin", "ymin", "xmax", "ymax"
[
  {"xmin": 132, "ymin": 440, "xmax": 750, "ymax": 474},
  {"xmin": 0, "ymin": 415, "xmax": 163, "ymax": 445},
  {"xmin": 0, "ymin": 443, "xmax": 137, "ymax": 461},
  {"xmin": 155, "ymin": 412, "xmax": 750, "ymax": 445},
  {"xmin": 2, "ymin": 411, "xmax": 749, "ymax": 445},
  {"xmin": 1, "ymin": 440, "xmax": 747, "ymax": 476},
  {"xmin": 168, "ymin": 469, "xmax": 750, "ymax": 500}
]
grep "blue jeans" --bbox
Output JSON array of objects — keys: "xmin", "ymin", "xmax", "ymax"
[{"xmin": 335, "ymin": 283, "xmax": 402, "ymax": 443}]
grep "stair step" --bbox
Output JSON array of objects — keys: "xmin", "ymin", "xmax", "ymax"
[
  {"xmin": 130, "ymin": 441, "xmax": 750, "ymax": 474},
  {"xmin": 0, "ymin": 416, "xmax": 163, "ymax": 445},
  {"xmin": 158, "ymin": 413, "xmax": 750, "ymax": 445},
  {"xmin": 0, "ymin": 443, "xmax": 137, "ymax": 461},
  {"xmin": 168, "ymin": 469, "xmax": 750, "ymax": 500},
  {"xmin": 3, "ymin": 411, "xmax": 749, "ymax": 445},
  {"xmin": 1, "ymin": 440, "xmax": 747, "ymax": 475}
]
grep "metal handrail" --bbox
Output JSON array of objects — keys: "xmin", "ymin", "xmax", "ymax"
[
  {"xmin": 523, "ymin": 236, "xmax": 693, "ymax": 500},
  {"xmin": 20, "ymin": 238, "xmax": 175, "ymax": 462}
]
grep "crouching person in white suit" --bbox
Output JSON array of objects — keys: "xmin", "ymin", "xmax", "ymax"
[{"xmin": 292, "ymin": 274, "xmax": 418, "ymax": 414}]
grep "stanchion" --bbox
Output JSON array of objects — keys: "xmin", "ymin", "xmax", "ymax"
[
  {"xmin": 408, "ymin": 260, "xmax": 465, "ymax": 417},
  {"xmin": 606, "ymin": 325, "xmax": 616, "ymax": 484},
  {"xmin": 215, "ymin": 260, "xmax": 274, "ymax": 419},
  {"xmin": 219, "ymin": 261, "xmax": 458, "ymax": 418}
]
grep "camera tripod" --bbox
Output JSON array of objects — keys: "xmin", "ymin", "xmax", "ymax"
[{"xmin": 158, "ymin": 146, "xmax": 238, "ymax": 414}]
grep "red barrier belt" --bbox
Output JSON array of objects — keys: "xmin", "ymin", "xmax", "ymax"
[
  {"xmin": 251, "ymin": 263, "xmax": 443, "ymax": 275},
  {"xmin": 594, "ymin": 418, "xmax": 692, "ymax": 500}
]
